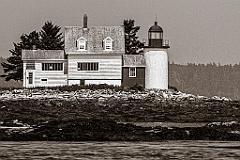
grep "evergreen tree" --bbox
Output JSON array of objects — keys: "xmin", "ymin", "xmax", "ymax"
[
  {"xmin": 124, "ymin": 19, "xmax": 143, "ymax": 54},
  {"xmin": 40, "ymin": 21, "xmax": 64, "ymax": 50},
  {"xmin": 1, "ymin": 31, "xmax": 40, "ymax": 81},
  {"xmin": 19, "ymin": 31, "xmax": 41, "ymax": 49},
  {"xmin": 1, "ymin": 22, "xmax": 64, "ymax": 81}
]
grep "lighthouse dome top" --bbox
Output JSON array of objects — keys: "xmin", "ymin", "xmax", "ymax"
[{"xmin": 148, "ymin": 21, "xmax": 163, "ymax": 32}]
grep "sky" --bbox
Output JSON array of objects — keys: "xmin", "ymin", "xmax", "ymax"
[{"xmin": 1, "ymin": 0, "xmax": 240, "ymax": 65}]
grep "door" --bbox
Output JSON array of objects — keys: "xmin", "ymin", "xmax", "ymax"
[{"xmin": 26, "ymin": 72, "xmax": 34, "ymax": 87}]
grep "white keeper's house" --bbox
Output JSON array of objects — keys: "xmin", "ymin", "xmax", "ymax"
[{"xmin": 22, "ymin": 15, "xmax": 170, "ymax": 89}]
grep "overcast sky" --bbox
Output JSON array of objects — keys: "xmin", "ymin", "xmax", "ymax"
[{"xmin": 1, "ymin": 0, "xmax": 240, "ymax": 65}]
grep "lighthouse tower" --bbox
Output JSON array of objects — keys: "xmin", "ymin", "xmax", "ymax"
[{"xmin": 144, "ymin": 21, "xmax": 170, "ymax": 89}]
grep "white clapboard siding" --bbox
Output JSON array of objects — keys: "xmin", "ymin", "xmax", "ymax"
[
  {"xmin": 68, "ymin": 55, "xmax": 122, "ymax": 80},
  {"xmin": 24, "ymin": 62, "xmax": 67, "ymax": 87}
]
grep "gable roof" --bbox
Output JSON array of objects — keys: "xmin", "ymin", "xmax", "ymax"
[
  {"xmin": 64, "ymin": 26, "xmax": 125, "ymax": 53},
  {"xmin": 22, "ymin": 50, "xmax": 65, "ymax": 60}
]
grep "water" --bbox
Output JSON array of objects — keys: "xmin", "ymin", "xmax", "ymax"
[{"xmin": 0, "ymin": 141, "xmax": 240, "ymax": 159}]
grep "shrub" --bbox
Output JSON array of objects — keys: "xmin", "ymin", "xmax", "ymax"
[{"xmin": 130, "ymin": 83, "xmax": 144, "ymax": 92}]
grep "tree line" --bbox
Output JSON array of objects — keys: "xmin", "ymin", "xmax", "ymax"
[{"xmin": 169, "ymin": 62, "xmax": 240, "ymax": 100}]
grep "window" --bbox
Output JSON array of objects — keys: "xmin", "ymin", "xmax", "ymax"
[
  {"xmin": 42, "ymin": 63, "xmax": 63, "ymax": 71},
  {"xmin": 103, "ymin": 37, "xmax": 113, "ymax": 51},
  {"xmin": 150, "ymin": 32, "xmax": 162, "ymax": 39},
  {"xmin": 77, "ymin": 62, "xmax": 99, "ymax": 71},
  {"xmin": 26, "ymin": 62, "xmax": 35, "ymax": 70},
  {"xmin": 129, "ymin": 67, "xmax": 136, "ymax": 77},
  {"xmin": 28, "ymin": 72, "xmax": 33, "ymax": 84},
  {"xmin": 77, "ymin": 37, "xmax": 87, "ymax": 51},
  {"xmin": 41, "ymin": 79, "xmax": 48, "ymax": 85}
]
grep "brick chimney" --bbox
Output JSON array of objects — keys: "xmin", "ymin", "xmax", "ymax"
[{"xmin": 83, "ymin": 14, "xmax": 87, "ymax": 28}]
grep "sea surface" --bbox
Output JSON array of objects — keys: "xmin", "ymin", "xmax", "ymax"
[{"xmin": 0, "ymin": 141, "xmax": 240, "ymax": 159}]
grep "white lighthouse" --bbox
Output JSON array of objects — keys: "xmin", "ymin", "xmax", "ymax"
[{"xmin": 144, "ymin": 21, "xmax": 170, "ymax": 89}]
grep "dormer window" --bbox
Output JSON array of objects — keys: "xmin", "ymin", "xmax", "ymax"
[
  {"xmin": 103, "ymin": 37, "xmax": 113, "ymax": 51},
  {"xmin": 77, "ymin": 37, "xmax": 87, "ymax": 51}
]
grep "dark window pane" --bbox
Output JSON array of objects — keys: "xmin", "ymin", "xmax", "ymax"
[
  {"xmin": 77, "ymin": 62, "xmax": 99, "ymax": 71},
  {"xmin": 29, "ymin": 72, "xmax": 33, "ymax": 84},
  {"xmin": 42, "ymin": 63, "xmax": 63, "ymax": 71}
]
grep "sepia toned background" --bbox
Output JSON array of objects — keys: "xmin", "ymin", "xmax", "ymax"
[
  {"xmin": 1, "ymin": 0, "xmax": 240, "ymax": 64},
  {"xmin": 0, "ymin": 0, "xmax": 240, "ymax": 99}
]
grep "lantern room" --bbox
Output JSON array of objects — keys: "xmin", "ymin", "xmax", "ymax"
[{"xmin": 148, "ymin": 21, "xmax": 169, "ymax": 48}]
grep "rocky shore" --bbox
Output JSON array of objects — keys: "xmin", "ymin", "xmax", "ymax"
[
  {"xmin": 0, "ymin": 87, "xmax": 231, "ymax": 102},
  {"xmin": 0, "ymin": 87, "xmax": 239, "ymax": 141}
]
